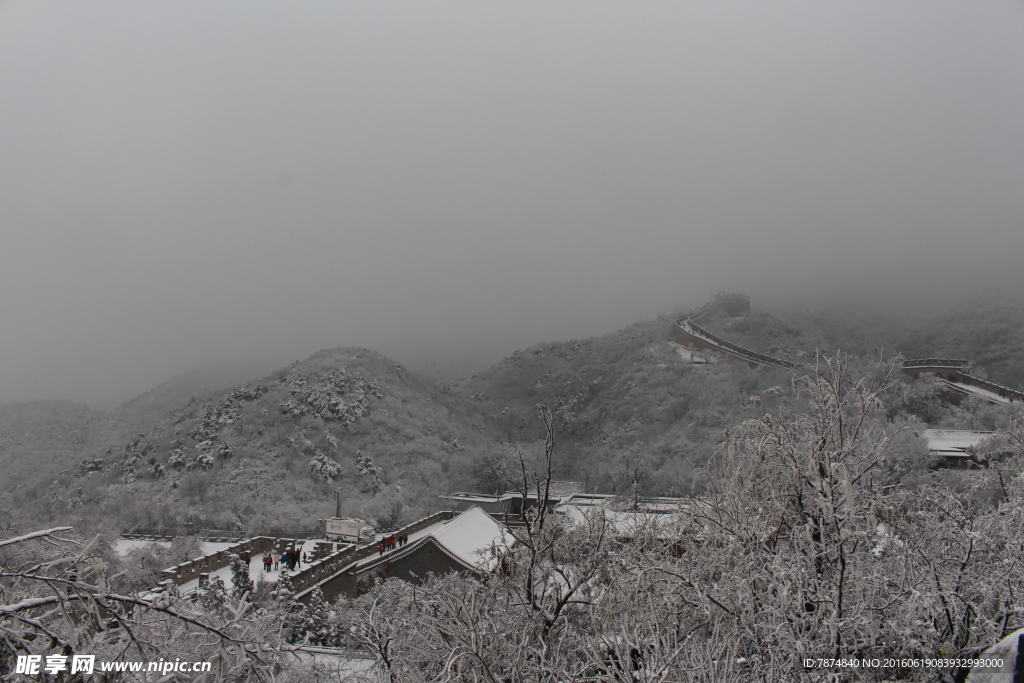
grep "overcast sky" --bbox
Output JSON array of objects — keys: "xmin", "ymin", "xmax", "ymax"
[{"xmin": 1, "ymin": 1, "xmax": 1023, "ymax": 409}]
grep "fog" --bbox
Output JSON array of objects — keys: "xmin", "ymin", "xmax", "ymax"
[{"xmin": 1, "ymin": 1, "xmax": 1022, "ymax": 409}]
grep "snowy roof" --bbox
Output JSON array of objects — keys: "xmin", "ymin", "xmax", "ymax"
[
  {"xmin": 441, "ymin": 482, "xmax": 584, "ymax": 503},
  {"xmin": 922, "ymin": 429, "xmax": 995, "ymax": 453},
  {"xmin": 440, "ymin": 492, "xmax": 519, "ymax": 503},
  {"xmin": 426, "ymin": 506, "xmax": 510, "ymax": 570},
  {"xmin": 353, "ymin": 506, "xmax": 511, "ymax": 574},
  {"xmin": 557, "ymin": 493, "xmax": 691, "ymax": 514}
]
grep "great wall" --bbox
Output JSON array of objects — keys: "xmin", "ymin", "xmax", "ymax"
[
  {"xmin": 152, "ymin": 511, "xmax": 456, "ymax": 604},
  {"xmin": 672, "ymin": 292, "xmax": 1024, "ymax": 403},
  {"xmin": 142, "ymin": 293, "xmax": 1021, "ymax": 600}
]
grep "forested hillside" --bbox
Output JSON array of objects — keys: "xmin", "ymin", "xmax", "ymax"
[
  {"xmin": 459, "ymin": 318, "xmax": 800, "ymax": 497},
  {"xmin": 2, "ymin": 294, "xmax": 1022, "ymax": 536},
  {"xmin": 898, "ymin": 293, "xmax": 1024, "ymax": 389},
  {"xmin": 3, "ymin": 349, "xmax": 501, "ymax": 536},
  {"xmin": 460, "ymin": 295, "xmax": 1024, "ymax": 497},
  {"xmin": 0, "ymin": 400, "xmax": 106, "ymax": 493}
]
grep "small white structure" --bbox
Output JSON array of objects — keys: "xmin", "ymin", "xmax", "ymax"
[
  {"xmin": 554, "ymin": 494, "xmax": 690, "ymax": 537},
  {"xmin": 922, "ymin": 429, "xmax": 995, "ymax": 469},
  {"xmin": 323, "ymin": 517, "xmax": 375, "ymax": 543}
]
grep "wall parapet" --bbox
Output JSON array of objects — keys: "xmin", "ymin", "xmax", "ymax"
[
  {"xmin": 961, "ymin": 375, "xmax": 1023, "ymax": 400},
  {"xmin": 903, "ymin": 359, "xmax": 971, "ymax": 369},
  {"xmin": 671, "ymin": 295, "xmax": 1021, "ymax": 402},
  {"xmin": 160, "ymin": 537, "xmax": 276, "ymax": 587},
  {"xmin": 290, "ymin": 511, "xmax": 453, "ymax": 600},
  {"xmin": 672, "ymin": 294, "xmax": 795, "ymax": 370}
]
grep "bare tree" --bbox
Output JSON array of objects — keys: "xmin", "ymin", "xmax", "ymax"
[{"xmin": 0, "ymin": 527, "xmax": 281, "ymax": 680}]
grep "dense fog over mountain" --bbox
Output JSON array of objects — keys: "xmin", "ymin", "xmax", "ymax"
[{"xmin": 1, "ymin": 1, "xmax": 1022, "ymax": 409}]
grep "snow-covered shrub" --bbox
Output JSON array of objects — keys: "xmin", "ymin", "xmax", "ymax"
[
  {"xmin": 196, "ymin": 575, "xmax": 230, "ymax": 615},
  {"xmin": 79, "ymin": 457, "xmax": 104, "ymax": 474},
  {"xmin": 309, "ymin": 450, "xmax": 341, "ymax": 481},
  {"xmin": 278, "ymin": 370, "xmax": 382, "ymax": 428},
  {"xmin": 291, "ymin": 587, "xmax": 340, "ymax": 646},
  {"xmin": 357, "ymin": 453, "xmax": 383, "ymax": 492},
  {"xmin": 188, "ymin": 453, "xmax": 216, "ymax": 471},
  {"xmin": 167, "ymin": 447, "xmax": 188, "ymax": 469}
]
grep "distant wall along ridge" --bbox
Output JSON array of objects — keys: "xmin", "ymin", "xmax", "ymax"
[{"xmin": 672, "ymin": 293, "xmax": 1023, "ymax": 402}]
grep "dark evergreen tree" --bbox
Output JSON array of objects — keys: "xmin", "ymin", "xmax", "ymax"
[
  {"xmin": 295, "ymin": 586, "xmax": 339, "ymax": 646},
  {"xmin": 196, "ymin": 575, "xmax": 229, "ymax": 615},
  {"xmin": 271, "ymin": 570, "xmax": 304, "ymax": 643},
  {"xmin": 229, "ymin": 553, "xmax": 253, "ymax": 601}
]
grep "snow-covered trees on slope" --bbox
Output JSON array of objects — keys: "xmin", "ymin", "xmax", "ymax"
[
  {"xmin": 228, "ymin": 553, "xmax": 254, "ymax": 601},
  {"xmin": 309, "ymin": 450, "xmax": 341, "ymax": 482},
  {"xmin": 356, "ymin": 452, "xmax": 383, "ymax": 493},
  {"xmin": 337, "ymin": 359, "xmax": 1024, "ymax": 681},
  {"xmin": 279, "ymin": 370, "xmax": 382, "ymax": 427}
]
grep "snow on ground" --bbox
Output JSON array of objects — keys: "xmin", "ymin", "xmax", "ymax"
[
  {"xmin": 125, "ymin": 511, "xmax": 510, "ymax": 595},
  {"xmin": 178, "ymin": 559, "xmax": 237, "ymax": 595},
  {"xmin": 667, "ymin": 341, "xmax": 713, "ymax": 364},
  {"xmin": 939, "ymin": 379, "xmax": 1012, "ymax": 405},
  {"xmin": 177, "ymin": 540, "xmax": 320, "ymax": 594},
  {"xmin": 117, "ymin": 537, "xmax": 324, "ymax": 593},
  {"xmin": 955, "ymin": 381, "xmax": 1013, "ymax": 405},
  {"xmin": 287, "ymin": 648, "xmax": 380, "ymax": 681}
]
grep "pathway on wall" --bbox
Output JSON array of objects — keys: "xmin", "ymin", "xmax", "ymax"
[
  {"xmin": 673, "ymin": 293, "xmax": 1023, "ymax": 403},
  {"xmin": 673, "ymin": 294, "xmax": 800, "ymax": 370}
]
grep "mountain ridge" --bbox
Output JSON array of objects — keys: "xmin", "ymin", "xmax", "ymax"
[{"xmin": 2, "ymin": 294, "xmax": 1021, "ymax": 534}]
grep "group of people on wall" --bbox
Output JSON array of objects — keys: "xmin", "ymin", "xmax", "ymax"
[
  {"xmin": 240, "ymin": 548, "xmax": 307, "ymax": 574},
  {"xmin": 378, "ymin": 532, "xmax": 409, "ymax": 556}
]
